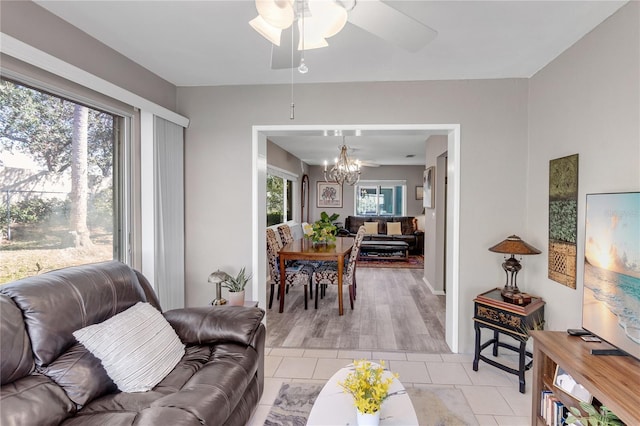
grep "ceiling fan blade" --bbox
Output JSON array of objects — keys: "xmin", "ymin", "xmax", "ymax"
[
  {"xmin": 347, "ymin": 0, "xmax": 438, "ymax": 52},
  {"xmin": 271, "ymin": 26, "xmax": 302, "ymax": 69}
]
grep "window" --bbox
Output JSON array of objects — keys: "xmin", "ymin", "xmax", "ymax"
[
  {"xmin": 0, "ymin": 78, "xmax": 124, "ymax": 283},
  {"xmin": 266, "ymin": 167, "xmax": 296, "ymax": 226},
  {"xmin": 355, "ymin": 181, "xmax": 406, "ymax": 216}
]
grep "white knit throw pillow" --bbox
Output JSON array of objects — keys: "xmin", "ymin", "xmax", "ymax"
[{"xmin": 73, "ymin": 302, "xmax": 184, "ymax": 393}]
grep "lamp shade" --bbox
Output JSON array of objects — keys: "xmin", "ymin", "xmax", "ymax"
[{"xmin": 488, "ymin": 235, "xmax": 541, "ymax": 256}]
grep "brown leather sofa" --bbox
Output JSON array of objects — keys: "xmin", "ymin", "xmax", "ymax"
[
  {"xmin": 0, "ymin": 261, "xmax": 265, "ymax": 426},
  {"xmin": 339, "ymin": 215, "xmax": 424, "ymax": 254}
]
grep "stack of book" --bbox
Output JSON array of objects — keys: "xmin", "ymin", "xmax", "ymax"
[{"xmin": 540, "ymin": 390, "xmax": 572, "ymax": 426}]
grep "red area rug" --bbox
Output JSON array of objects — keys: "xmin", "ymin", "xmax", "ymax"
[{"xmin": 357, "ymin": 255, "xmax": 424, "ymax": 269}]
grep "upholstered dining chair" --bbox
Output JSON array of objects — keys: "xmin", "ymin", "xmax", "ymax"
[
  {"xmin": 313, "ymin": 225, "xmax": 366, "ymax": 310},
  {"xmin": 277, "ymin": 224, "xmax": 294, "ymax": 246},
  {"xmin": 277, "ymin": 223, "xmax": 321, "ymax": 299},
  {"xmin": 266, "ymin": 228, "xmax": 314, "ymax": 310}
]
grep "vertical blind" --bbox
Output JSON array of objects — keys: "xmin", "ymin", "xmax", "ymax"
[{"xmin": 153, "ymin": 116, "xmax": 185, "ymax": 310}]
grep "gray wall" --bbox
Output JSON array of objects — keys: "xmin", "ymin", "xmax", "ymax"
[
  {"xmin": 266, "ymin": 140, "xmax": 308, "ymax": 178},
  {"xmin": 525, "ymin": 2, "xmax": 639, "ymax": 331},
  {"xmin": 177, "ymin": 79, "xmax": 529, "ymax": 353}
]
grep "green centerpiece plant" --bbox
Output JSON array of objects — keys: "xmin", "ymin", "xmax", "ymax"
[{"xmin": 304, "ymin": 211, "xmax": 339, "ymax": 244}]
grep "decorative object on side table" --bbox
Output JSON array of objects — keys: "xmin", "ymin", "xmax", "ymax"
[
  {"xmin": 488, "ymin": 234, "xmax": 541, "ymax": 304},
  {"xmin": 338, "ymin": 359, "xmax": 397, "ymax": 426},
  {"xmin": 208, "ymin": 267, "xmax": 252, "ymax": 306},
  {"xmin": 304, "ymin": 211, "xmax": 339, "ymax": 244},
  {"xmin": 208, "ymin": 272, "xmax": 227, "ymax": 305}
]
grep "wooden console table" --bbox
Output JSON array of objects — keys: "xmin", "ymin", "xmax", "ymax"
[
  {"xmin": 530, "ymin": 331, "xmax": 640, "ymax": 426},
  {"xmin": 473, "ymin": 288, "xmax": 545, "ymax": 393}
]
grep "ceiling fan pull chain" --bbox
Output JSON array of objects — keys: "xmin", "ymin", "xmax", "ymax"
[{"xmin": 290, "ymin": 16, "xmax": 295, "ymax": 120}]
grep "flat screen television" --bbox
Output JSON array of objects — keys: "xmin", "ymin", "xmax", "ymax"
[{"xmin": 582, "ymin": 192, "xmax": 640, "ymax": 360}]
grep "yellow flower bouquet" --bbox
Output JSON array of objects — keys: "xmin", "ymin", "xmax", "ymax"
[{"xmin": 338, "ymin": 359, "xmax": 397, "ymax": 415}]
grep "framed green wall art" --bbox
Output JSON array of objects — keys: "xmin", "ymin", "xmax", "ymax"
[{"xmin": 548, "ymin": 153, "xmax": 579, "ymax": 288}]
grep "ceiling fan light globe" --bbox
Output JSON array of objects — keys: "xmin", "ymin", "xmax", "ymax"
[
  {"xmin": 249, "ymin": 16, "xmax": 283, "ymax": 46},
  {"xmin": 255, "ymin": 0, "xmax": 295, "ymax": 29},
  {"xmin": 308, "ymin": 0, "xmax": 348, "ymax": 38},
  {"xmin": 297, "ymin": 17, "xmax": 329, "ymax": 50}
]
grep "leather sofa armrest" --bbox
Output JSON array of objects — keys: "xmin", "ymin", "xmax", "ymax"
[
  {"xmin": 414, "ymin": 230, "xmax": 424, "ymax": 236},
  {"xmin": 163, "ymin": 307, "xmax": 265, "ymax": 347}
]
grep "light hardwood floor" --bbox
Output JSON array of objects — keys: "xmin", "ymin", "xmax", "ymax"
[{"xmin": 266, "ymin": 267, "xmax": 450, "ymax": 353}]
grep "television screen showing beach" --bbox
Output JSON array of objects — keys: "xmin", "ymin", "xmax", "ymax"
[{"xmin": 583, "ymin": 192, "xmax": 640, "ymax": 359}]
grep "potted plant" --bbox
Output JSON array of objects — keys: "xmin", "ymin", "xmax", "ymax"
[
  {"xmin": 304, "ymin": 211, "xmax": 339, "ymax": 244},
  {"xmin": 208, "ymin": 267, "xmax": 252, "ymax": 306},
  {"xmin": 338, "ymin": 359, "xmax": 397, "ymax": 425},
  {"xmin": 566, "ymin": 401, "xmax": 623, "ymax": 426}
]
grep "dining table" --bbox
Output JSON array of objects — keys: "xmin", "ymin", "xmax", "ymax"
[{"xmin": 278, "ymin": 237, "xmax": 354, "ymax": 315}]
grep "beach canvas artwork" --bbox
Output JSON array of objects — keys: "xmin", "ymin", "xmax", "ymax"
[{"xmin": 583, "ymin": 192, "xmax": 640, "ymax": 359}]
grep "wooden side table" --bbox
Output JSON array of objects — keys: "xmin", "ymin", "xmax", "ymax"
[{"xmin": 473, "ymin": 288, "xmax": 545, "ymax": 393}]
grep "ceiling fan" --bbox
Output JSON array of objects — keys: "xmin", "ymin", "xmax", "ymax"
[{"xmin": 249, "ymin": 0, "xmax": 438, "ymax": 70}]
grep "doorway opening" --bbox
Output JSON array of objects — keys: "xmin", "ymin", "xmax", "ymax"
[{"xmin": 252, "ymin": 124, "xmax": 461, "ymax": 352}]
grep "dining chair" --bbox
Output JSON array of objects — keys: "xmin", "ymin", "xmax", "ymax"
[
  {"xmin": 266, "ymin": 228, "xmax": 314, "ymax": 310},
  {"xmin": 277, "ymin": 223, "xmax": 321, "ymax": 299},
  {"xmin": 277, "ymin": 224, "xmax": 294, "ymax": 246},
  {"xmin": 313, "ymin": 226, "xmax": 366, "ymax": 310}
]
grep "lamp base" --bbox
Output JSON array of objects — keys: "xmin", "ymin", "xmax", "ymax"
[{"xmin": 212, "ymin": 298, "xmax": 227, "ymax": 306}]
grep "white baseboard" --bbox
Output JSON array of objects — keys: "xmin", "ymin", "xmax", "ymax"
[{"xmin": 423, "ymin": 276, "xmax": 446, "ymax": 296}]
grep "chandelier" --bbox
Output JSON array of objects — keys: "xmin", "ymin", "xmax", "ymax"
[
  {"xmin": 249, "ymin": 0, "xmax": 348, "ymax": 50},
  {"xmin": 324, "ymin": 140, "xmax": 361, "ymax": 186}
]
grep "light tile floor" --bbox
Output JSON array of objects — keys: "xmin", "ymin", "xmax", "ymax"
[{"xmin": 248, "ymin": 347, "xmax": 534, "ymax": 425}]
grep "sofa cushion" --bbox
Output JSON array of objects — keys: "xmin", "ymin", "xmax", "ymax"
[
  {"xmin": 0, "ymin": 295, "xmax": 34, "ymax": 385},
  {"xmin": 39, "ymin": 343, "xmax": 116, "ymax": 407},
  {"xmin": 0, "ymin": 261, "xmax": 148, "ymax": 367},
  {"xmin": 363, "ymin": 221, "xmax": 378, "ymax": 234},
  {"xmin": 75, "ymin": 342, "xmax": 260, "ymax": 426},
  {"xmin": 73, "ymin": 302, "xmax": 184, "ymax": 393},
  {"xmin": 386, "ymin": 222, "xmax": 402, "ymax": 235},
  {"xmin": 0, "ymin": 374, "xmax": 75, "ymax": 426}
]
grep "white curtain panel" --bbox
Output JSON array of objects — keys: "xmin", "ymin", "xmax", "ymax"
[{"xmin": 153, "ymin": 116, "xmax": 185, "ymax": 310}]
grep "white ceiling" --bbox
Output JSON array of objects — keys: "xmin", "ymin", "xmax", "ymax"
[{"xmin": 34, "ymin": 0, "xmax": 626, "ymax": 165}]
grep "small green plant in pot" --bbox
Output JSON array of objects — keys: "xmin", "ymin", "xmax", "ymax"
[
  {"xmin": 209, "ymin": 267, "xmax": 252, "ymax": 306},
  {"xmin": 566, "ymin": 402, "xmax": 623, "ymax": 426}
]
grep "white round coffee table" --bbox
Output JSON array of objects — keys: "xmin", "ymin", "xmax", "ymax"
[{"xmin": 307, "ymin": 363, "xmax": 418, "ymax": 425}]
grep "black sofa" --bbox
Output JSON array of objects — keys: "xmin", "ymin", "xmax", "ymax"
[{"xmin": 339, "ymin": 215, "xmax": 424, "ymax": 255}]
